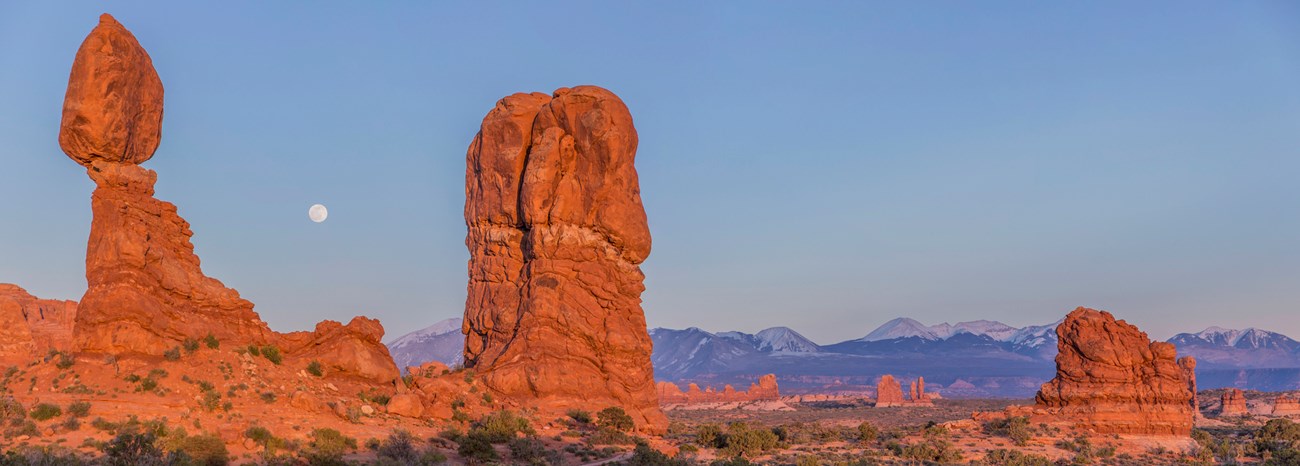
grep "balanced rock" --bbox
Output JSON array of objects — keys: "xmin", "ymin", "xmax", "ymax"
[
  {"xmin": 1273, "ymin": 395, "xmax": 1300, "ymax": 416},
  {"xmin": 58, "ymin": 15, "xmax": 398, "ymax": 383},
  {"xmin": 59, "ymin": 14, "xmax": 163, "ymax": 167},
  {"xmin": 0, "ymin": 285, "xmax": 78, "ymax": 362},
  {"xmin": 1221, "ymin": 389, "xmax": 1248, "ymax": 416},
  {"xmin": 1034, "ymin": 307, "xmax": 1195, "ymax": 436},
  {"xmin": 462, "ymin": 86, "xmax": 664, "ymax": 432}
]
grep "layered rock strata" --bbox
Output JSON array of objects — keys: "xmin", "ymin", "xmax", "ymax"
[
  {"xmin": 1221, "ymin": 389, "xmax": 1248, "ymax": 416},
  {"xmin": 462, "ymin": 86, "xmax": 664, "ymax": 431}
]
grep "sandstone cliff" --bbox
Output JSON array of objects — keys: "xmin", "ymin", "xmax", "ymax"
[{"xmin": 0, "ymin": 284, "xmax": 77, "ymax": 362}]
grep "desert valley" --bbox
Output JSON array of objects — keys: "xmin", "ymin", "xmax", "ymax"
[{"xmin": 3, "ymin": 9, "xmax": 1300, "ymax": 466}]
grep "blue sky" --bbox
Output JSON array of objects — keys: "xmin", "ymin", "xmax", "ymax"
[{"xmin": 1, "ymin": 2, "xmax": 1298, "ymax": 343}]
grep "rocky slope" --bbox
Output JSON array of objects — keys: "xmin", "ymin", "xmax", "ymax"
[
  {"xmin": 0, "ymin": 284, "xmax": 77, "ymax": 363},
  {"xmin": 462, "ymin": 86, "xmax": 665, "ymax": 432}
]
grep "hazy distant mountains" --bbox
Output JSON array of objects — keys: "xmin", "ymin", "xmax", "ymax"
[
  {"xmin": 387, "ymin": 316, "xmax": 1300, "ymax": 395},
  {"xmin": 386, "ymin": 318, "xmax": 464, "ymax": 371}
]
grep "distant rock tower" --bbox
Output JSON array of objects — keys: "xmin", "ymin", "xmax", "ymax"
[{"xmin": 462, "ymin": 86, "xmax": 665, "ymax": 432}]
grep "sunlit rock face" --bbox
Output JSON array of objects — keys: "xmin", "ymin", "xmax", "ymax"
[
  {"xmin": 1034, "ymin": 307, "xmax": 1196, "ymax": 436},
  {"xmin": 59, "ymin": 15, "xmax": 398, "ymax": 384},
  {"xmin": 463, "ymin": 86, "xmax": 665, "ymax": 432}
]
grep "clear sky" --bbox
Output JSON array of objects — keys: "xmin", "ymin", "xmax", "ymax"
[{"xmin": 2, "ymin": 2, "xmax": 1298, "ymax": 344}]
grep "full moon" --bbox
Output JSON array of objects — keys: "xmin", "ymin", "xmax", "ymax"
[{"xmin": 308, "ymin": 204, "xmax": 328, "ymax": 223}]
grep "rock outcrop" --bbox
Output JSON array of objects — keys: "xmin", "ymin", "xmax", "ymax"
[
  {"xmin": 462, "ymin": 86, "xmax": 664, "ymax": 431},
  {"xmin": 58, "ymin": 14, "xmax": 397, "ymax": 383},
  {"xmin": 1034, "ymin": 307, "xmax": 1195, "ymax": 436},
  {"xmin": 876, "ymin": 374, "xmax": 933, "ymax": 407},
  {"xmin": 1179, "ymin": 356, "xmax": 1199, "ymax": 416},
  {"xmin": 657, "ymin": 374, "xmax": 780, "ymax": 405},
  {"xmin": 1221, "ymin": 389, "xmax": 1248, "ymax": 416},
  {"xmin": 0, "ymin": 285, "xmax": 78, "ymax": 362},
  {"xmin": 1273, "ymin": 395, "xmax": 1300, "ymax": 416}
]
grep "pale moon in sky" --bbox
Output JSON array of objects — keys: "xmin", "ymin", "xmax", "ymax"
[{"xmin": 308, "ymin": 204, "xmax": 328, "ymax": 223}]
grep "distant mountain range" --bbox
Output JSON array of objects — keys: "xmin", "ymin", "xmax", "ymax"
[
  {"xmin": 387, "ymin": 315, "xmax": 1300, "ymax": 395},
  {"xmin": 386, "ymin": 318, "xmax": 464, "ymax": 371}
]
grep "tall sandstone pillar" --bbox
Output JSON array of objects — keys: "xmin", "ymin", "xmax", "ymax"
[{"xmin": 463, "ymin": 86, "xmax": 665, "ymax": 432}]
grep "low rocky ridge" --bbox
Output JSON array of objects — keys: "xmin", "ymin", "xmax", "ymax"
[
  {"xmin": 0, "ymin": 285, "xmax": 78, "ymax": 362},
  {"xmin": 657, "ymin": 374, "xmax": 780, "ymax": 406}
]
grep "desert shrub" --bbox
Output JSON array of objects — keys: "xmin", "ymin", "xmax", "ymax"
[
  {"xmin": 201, "ymin": 392, "xmax": 222, "ymax": 412},
  {"xmin": 67, "ymin": 401, "xmax": 91, "ymax": 418},
  {"xmin": 260, "ymin": 391, "xmax": 277, "ymax": 403},
  {"xmin": 0, "ymin": 397, "xmax": 26, "ymax": 421},
  {"xmin": 163, "ymin": 347, "xmax": 181, "ymax": 361},
  {"xmin": 30, "ymin": 403, "xmax": 62, "ymax": 421},
  {"xmin": 0, "ymin": 445, "xmax": 87, "ymax": 465},
  {"xmin": 306, "ymin": 361, "xmax": 323, "ymax": 377},
  {"xmin": 720, "ymin": 422, "xmax": 779, "ymax": 458},
  {"xmin": 471, "ymin": 410, "xmax": 533, "ymax": 443},
  {"xmin": 589, "ymin": 426, "xmax": 635, "ymax": 446},
  {"xmin": 567, "ymin": 409, "xmax": 592, "ymax": 424},
  {"xmin": 710, "ymin": 458, "xmax": 756, "ymax": 466},
  {"xmin": 4, "ymin": 419, "xmax": 40, "ymax": 439},
  {"xmin": 102, "ymin": 432, "xmax": 182, "ymax": 466},
  {"xmin": 203, "ymin": 333, "xmax": 219, "ymax": 349},
  {"xmin": 62, "ymin": 416, "xmax": 81, "ymax": 431},
  {"xmin": 183, "ymin": 338, "xmax": 200, "ymax": 353},
  {"xmin": 1257, "ymin": 419, "xmax": 1300, "ymax": 454},
  {"xmin": 895, "ymin": 438, "xmax": 963, "ymax": 464},
  {"xmin": 244, "ymin": 345, "xmax": 260, "ymax": 356},
  {"xmin": 260, "ymin": 346, "xmax": 282, "ymax": 365},
  {"xmin": 597, "ymin": 406, "xmax": 635, "ymax": 433},
  {"xmin": 244, "ymin": 426, "xmax": 285, "ymax": 458},
  {"xmin": 696, "ymin": 423, "xmax": 724, "ymax": 448},
  {"xmin": 857, "ymin": 421, "xmax": 879, "ymax": 443},
  {"xmin": 304, "ymin": 427, "xmax": 356, "ymax": 464},
  {"xmin": 169, "ymin": 433, "xmax": 229, "ymax": 466},
  {"xmin": 625, "ymin": 441, "xmax": 692, "ymax": 466},
  {"xmin": 456, "ymin": 430, "xmax": 499, "ymax": 465},
  {"xmin": 984, "ymin": 416, "xmax": 1033, "ymax": 446},
  {"xmin": 54, "ymin": 352, "xmax": 75, "ymax": 370},
  {"xmin": 359, "ymin": 389, "xmax": 391, "ymax": 406},
  {"xmin": 509, "ymin": 436, "xmax": 561, "ymax": 465},
  {"xmin": 979, "ymin": 449, "xmax": 1052, "ymax": 466}
]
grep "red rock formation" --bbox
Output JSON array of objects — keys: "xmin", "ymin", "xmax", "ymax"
[
  {"xmin": 1179, "ymin": 356, "xmax": 1199, "ymax": 416},
  {"xmin": 1221, "ymin": 389, "xmax": 1248, "ymax": 416},
  {"xmin": 658, "ymin": 374, "xmax": 781, "ymax": 405},
  {"xmin": 877, "ymin": 374, "xmax": 932, "ymax": 407},
  {"xmin": 58, "ymin": 14, "xmax": 397, "ymax": 383},
  {"xmin": 463, "ymin": 86, "xmax": 664, "ymax": 432},
  {"xmin": 59, "ymin": 14, "xmax": 162, "ymax": 167},
  {"xmin": 1273, "ymin": 394, "xmax": 1300, "ymax": 416},
  {"xmin": 1034, "ymin": 307, "xmax": 1195, "ymax": 436},
  {"xmin": 876, "ymin": 375, "xmax": 905, "ymax": 407},
  {"xmin": 0, "ymin": 285, "xmax": 78, "ymax": 361}
]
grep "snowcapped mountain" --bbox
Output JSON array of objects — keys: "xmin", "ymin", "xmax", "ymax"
[
  {"xmin": 715, "ymin": 327, "xmax": 822, "ymax": 353},
  {"xmin": 1168, "ymin": 327, "xmax": 1300, "ymax": 369},
  {"xmin": 386, "ymin": 317, "xmax": 465, "ymax": 372},
  {"xmin": 859, "ymin": 317, "xmax": 1057, "ymax": 349}
]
